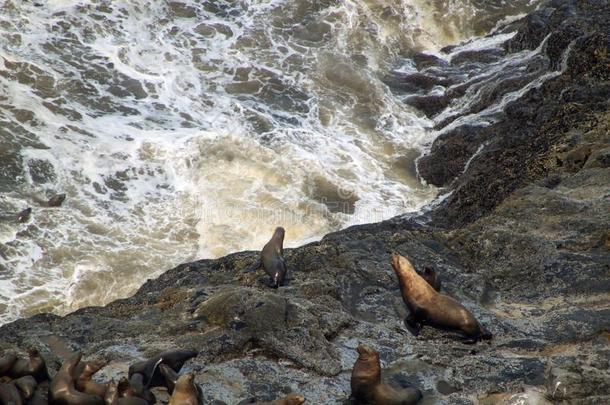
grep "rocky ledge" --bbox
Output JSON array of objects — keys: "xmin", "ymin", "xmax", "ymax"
[{"xmin": 1, "ymin": 1, "xmax": 608, "ymax": 404}]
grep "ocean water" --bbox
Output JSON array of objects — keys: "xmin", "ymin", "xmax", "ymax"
[{"xmin": 0, "ymin": 0, "xmax": 541, "ymax": 324}]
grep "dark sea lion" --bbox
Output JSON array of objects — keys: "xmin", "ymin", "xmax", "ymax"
[
  {"xmin": 253, "ymin": 393, "xmax": 306, "ymax": 405},
  {"xmin": 47, "ymin": 194, "xmax": 66, "ymax": 207},
  {"xmin": 12, "ymin": 375, "xmax": 37, "ymax": 400},
  {"xmin": 350, "ymin": 344, "xmax": 421, "ymax": 405},
  {"xmin": 17, "ymin": 208, "xmax": 32, "ymax": 223},
  {"xmin": 0, "ymin": 353, "xmax": 18, "ymax": 376},
  {"xmin": 128, "ymin": 349, "xmax": 197, "ymax": 388},
  {"xmin": 124, "ymin": 373, "xmax": 155, "ymax": 404},
  {"xmin": 158, "ymin": 364, "xmax": 178, "ymax": 393},
  {"xmin": 73, "ymin": 359, "xmax": 107, "ymax": 397},
  {"xmin": 0, "ymin": 382, "xmax": 23, "ymax": 405},
  {"xmin": 168, "ymin": 373, "xmax": 200, "ymax": 405},
  {"xmin": 420, "ymin": 266, "xmax": 441, "ymax": 292},
  {"xmin": 9, "ymin": 349, "xmax": 47, "ymax": 382},
  {"xmin": 391, "ymin": 253, "xmax": 492, "ymax": 343},
  {"xmin": 49, "ymin": 352, "xmax": 104, "ymax": 405},
  {"xmin": 261, "ymin": 227, "xmax": 287, "ymax": 288}
]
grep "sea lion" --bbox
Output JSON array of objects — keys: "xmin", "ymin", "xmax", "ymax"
[
  {"xmin": 159, "ymin": 364, "xmax": 178, "ymax": 393},
  {"xmin": 168, "ymin": 373, "xmax": 200, "ymax": 405},
  {"xmin": 12, "ymin": 375, "xmax": 37, "ymax": 400},
  {"xmin": 128, "ymin": 349, "xmax": 197, "ymax": 388},
  {"xmin": 420, "ymin": 266, "xmax": 441, "ymax": 292},
  {"xmin": 106, "ymin": 382, "xmax": 148, "ymax": 405},
  {"xmin": 252, "ymin": 393, "xmax": 306, "ymax": 405},
  {"xmin": 73, "ymin": 359, "xmax": 107, "ymax": 397},
  {"xmin": 104, "ymin": 381, "xmax": 119, "ymax": 405},
  {"xmin": 123, "ymin": 373, "xmax": 155, "ymax": 404},
  {"xmin": 9, "ymin": 348, "xmax": 47, "ymax": 382},
  {"xmin": 16, "ymin": 208, "xmax": 32, "ymax": 223},
  {"xmin": 49, "ymin": 352, "xmax": 104, "ymax": 405},
  {"xmin": 47, "ymin": 194, "xmax": 66, "ymax": 207},
  {"xmin": 261, "ymin": 227, "xmax": 287, "ymax": 288},
  {"xmin": 0, "ymin": 382, "xmax": 23, "ymax": 405},
  {"xmin": 390, "ymin": 253, "xmax": 492, "ymax": 343},
  {"xmin": 350, "ymin": 344, "xmax": 421, "ymax": 405},
  {"xmin": 27, "ymin": 381, "xmax": 49, "ymax": 405},
  {"xmin": 0, "ymin": 353, "xmax": 17, "ymax": 376}
]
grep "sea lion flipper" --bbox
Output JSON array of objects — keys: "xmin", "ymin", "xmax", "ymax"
[{"xmin": 404, "ymin": 315, "xmax": 421, "ymax": 336}]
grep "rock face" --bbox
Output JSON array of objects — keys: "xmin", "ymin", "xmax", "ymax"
[{"xmin": 0, "ymin": 1, "xmax": 608, "ymax": 404}]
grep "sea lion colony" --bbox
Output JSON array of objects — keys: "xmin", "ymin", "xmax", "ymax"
[{"xmin": 1, "ymin": 227, "xmax": 492, "ymax": 404}]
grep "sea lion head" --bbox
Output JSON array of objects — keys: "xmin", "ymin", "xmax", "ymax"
[
  {"xmin": 356, "ymin": 344, "xmax": 379, "ymax": 361},
  {"xmin": 283, "ymin": 392, "xmax": 306, "ymax": 405},
  {"xmin": 351, "ymin": 344, "xmax": 381, "ymax": 397},
  {"xmin": 272, "ymin": 227, "xmax": 285, "ymax": 242},
  {"xmin": 390, "ymin": 252, "xmax": 424, "ymax": 289},
  {"xmin": 174, "ymin": 372, "xmax": 196, "ymax": 391},
  {"xmin": 26, "ymin": 347, "xmax": 40, "ymax": 357}
]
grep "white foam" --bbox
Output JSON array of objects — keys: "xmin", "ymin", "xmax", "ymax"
[{"xmin": 0, "ymin": 0, "xmax": 448, "ymax": 323}]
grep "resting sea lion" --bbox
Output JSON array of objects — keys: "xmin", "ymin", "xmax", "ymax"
[
  {"xmin": 73, "ymin": 358, "xmax": 107, "ymax": 397},
  {"xmin": 47, "ymin": 194, "xmax": 66, "ymax": 207},
  {"xmin": 390, "ymin": 253, "xmax": 492, "ymax": 343},
  {"xmin": 9, "ymin": 348, "xmax": 47, "ymax": 382},
  {"xmin": 253, "ymin": 393, "xmax": 306, "ymax": 405},
  {"xmin": 28, "ymin": 381, "xmax": 49, "ymax": 405},
  {"xmin": 49, "ymin": 352, "xmax": 104, "ymax": 405},
  {"xmin": 17, "ymin": 208, "xmax": 32, "ymax": 223},
  {"xmin": 261, "ymin": 227, "xmax": 287, "ymax": 288},
  {"xmin": 168, "ymin": 373, "xmax": 200, "ymax": 405},
  {"xmin": 420, "ymin": 266, "xmax": 441, "ymax": 292},
  {"xmin": 0, "ymin": 353, "xmax": 17, "ymax": 376},
  {"xmin": 350, "ymin": 344, "xmax": 421, "ymax": 405},
  {"xmin": 0, "ymin": 382, "xmax": 23, "ymax": 405},
  {"xmin": 12, "ymin": 375, "xmax": 37, "ymax": 399},
  {"xmin": 104, "ymin": 381, "xmax": 119, "ymax": 405},
  {"xmin": 128, "ymin": 349, "xmax": 197, "ymax": 388}
]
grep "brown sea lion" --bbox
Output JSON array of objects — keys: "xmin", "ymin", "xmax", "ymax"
[
  {"xmin": 17, "ymin": 208, "xmax": 32, "ymax": 223},
  {"xmin": 253, "ymin": 393, "xmax": 306, "ymax": 405},
  {"xmin": 28, "ymin": 381, "xmax": 49, "ymax": 405},
  {"xmin": 73, "ymin": 359, "xmax": 108, "ymax": 397},
  {"xmin": 390, "ymin": 253, "xmax": 492, "ymax": 343},
  {"xmin": 47, "ymin": 194, "xmax": 66, "ymax": 207},
  {"xmin": 420, "ymin": 266, "xmax": 441, "ymax": 292},
  {"xmin": 0, "ymin": 382, "xmax": 23, "ymax": 405},
  {"xmin": 261, "ymin": 227, "xmax": 287, "ymax": 288},
  {"xmin": 12, "ymin": 375, "xmax": 37, "ymax": 400},
  {"xmin": 49, "ymin": 352, "xmax": 104, "ymax": 405},
  {"xmin": 168, "ymin": 373, "xmax": 200, "ymax": 405},
  {"xmin": 0, "ymin": 353, "xmax": 17, "ymax": 376},
  {"xmin": 350, "ymin": 344, "xmax": 421, "ymax": 405},
  {"xmin": 128, "ymin": 349, "xmax": 197, "ymax": 388},
  {"xmin": 9, "ymin": 348, "xmax": 47, "ymax": 382},
  {"xmin": 104, "ymin": 381, "xmax": 119, "ymax": 405}
]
